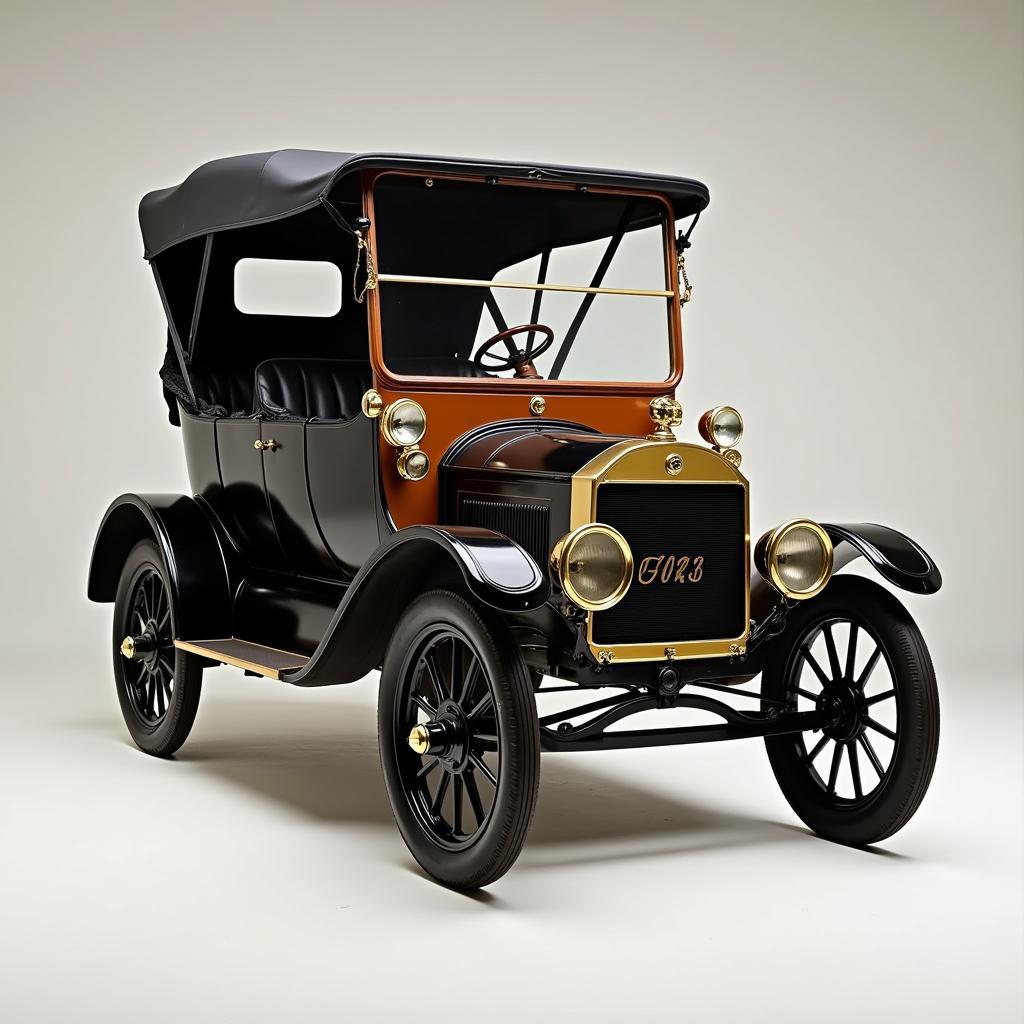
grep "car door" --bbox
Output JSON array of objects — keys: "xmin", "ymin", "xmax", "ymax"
[
  {"xmin": 215, "ymin": 417, "xmax": 288, "ymax": 569},
  {"xmin": 258, "ymin": 418, "xmax": 341, "ymax": 577}
]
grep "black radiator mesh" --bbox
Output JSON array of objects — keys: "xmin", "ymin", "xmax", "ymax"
[{"xmin": 593, "ymin": 483, "xmax": 746, "ymax": 645}]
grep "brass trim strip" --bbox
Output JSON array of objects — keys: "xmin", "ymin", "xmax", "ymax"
[
  {"xmin": 377, "ymin": 274, "xmax": 674, "ymax": 298},
  {"xmin": 567, "ymin": 439, "xmax": 751, "ymax": 664},
  {"xmin": 173, "ymin": 639, "xmax": 308, "ymax": 680}
]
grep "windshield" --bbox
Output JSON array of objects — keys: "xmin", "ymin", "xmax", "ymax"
[{"xmin": 371, "ymin": 175, "xmax": 676, "ymax": 384}]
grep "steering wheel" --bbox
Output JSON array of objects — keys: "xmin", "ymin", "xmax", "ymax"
[{"xmin": 473, "ymin": 324, "xmax": 555, "ymax": 379}]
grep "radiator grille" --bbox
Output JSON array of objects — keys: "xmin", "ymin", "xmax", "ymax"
[
  {"xmin": 593, "ymin": 482, "xmax": 746, "ymax": 646},
  {"xmin": 459, "ymin": 498, "xmax": 551, "ymax": 568}
]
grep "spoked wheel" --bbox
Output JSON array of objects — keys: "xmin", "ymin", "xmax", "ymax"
[
  {"xmin": 113, "ymin": 539, "xmax": 202, "ymax": 757},
  {"xmin": 122, "ymin": 566, "xmax": 175, "ymax": 723},
  {"xmin": 379, "ymin": 590, "xmax": 539, "ymax": 889},
  {"xmin": 763, "ymin": 576, "xmax": 939, "ymax": 846}
]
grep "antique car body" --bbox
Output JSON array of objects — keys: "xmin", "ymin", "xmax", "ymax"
[{"xmin": 89, "ymin": 150, "xmax": 942, "ymax": 888}]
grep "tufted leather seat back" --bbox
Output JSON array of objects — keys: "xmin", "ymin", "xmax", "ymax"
[
  {"xmin": 189, "ymin": 363, "xmax": 255, "ymax": 415},
  {"xmin": 254, "ymin": 358, "xmax": 372, "ymax": 421}
]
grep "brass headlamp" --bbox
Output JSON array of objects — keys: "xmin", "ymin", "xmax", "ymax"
[
  {"xmin": 755, "ymin": 519, "xmax": 834, "ymax": 600},
  {"xmin": 550, "ymin": 524, "xmax": 633, "ymax": 611},
  {"xmin": 362, "ymin": 390, "xmax": 430, "ymax": 482}
]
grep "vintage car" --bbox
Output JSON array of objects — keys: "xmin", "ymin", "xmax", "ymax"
[{"xmin": 88, "ymin": 150, "xmax": 941, "ymax": 889}]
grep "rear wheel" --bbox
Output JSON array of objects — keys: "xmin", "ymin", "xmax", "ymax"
[
  {"xmin": 113, "ymin": 539, "xmax": 202, "ymax": 757},
  {"xmin": 763, "ymin": 575, "xmax": 939, "ymax": 845},
  {"xmin": 378, "ymin": 590, "xmax": 540, "ymax": 889}
]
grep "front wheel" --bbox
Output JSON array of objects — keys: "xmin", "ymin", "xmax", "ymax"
[
  {"xmin": 763, "ymin": 575, "xmax": 939, "ymax": 846},
  {"xmin": 378, "ymin": 589, "xmax": 540, "ymax": 889}
]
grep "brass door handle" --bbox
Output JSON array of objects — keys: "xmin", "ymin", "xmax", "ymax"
[{"xmin": 254, "ymin": 439, "xmax": 280, "ymax": 452}]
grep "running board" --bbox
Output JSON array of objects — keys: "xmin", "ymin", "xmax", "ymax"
[{"xmin": 174, "ymin": 638, "xmax": 309, "ymax": 680}]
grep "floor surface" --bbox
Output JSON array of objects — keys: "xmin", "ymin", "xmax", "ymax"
[{"xmin": 2, "ymin": 651, "xmax": 1021, "ymax": 1021}]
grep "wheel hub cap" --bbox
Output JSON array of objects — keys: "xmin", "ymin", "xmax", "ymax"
[
  {"xmin": 818, "ymin": 681, "xmax": 866, "ymax": 742},
  {"xmin": 408, "ymin": 701, "xmax": 470, "ymax": 769},
  {"xmin": 121, "ymin": 628, "xmax": 159, "ymax": 663}
]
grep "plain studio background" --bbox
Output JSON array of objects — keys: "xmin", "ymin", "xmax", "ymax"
[{"xmin": 0, "ymin": 1, "xmax": 1020, "ymax": 1021}]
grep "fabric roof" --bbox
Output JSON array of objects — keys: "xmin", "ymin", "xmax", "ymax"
[{"xmin": 138, "ymin": 149, "xmax": 710, "ymax": 258}]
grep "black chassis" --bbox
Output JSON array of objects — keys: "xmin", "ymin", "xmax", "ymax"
[{"xmin": 89, "ymin": 416, "xmax": 940, "ymax": 755}]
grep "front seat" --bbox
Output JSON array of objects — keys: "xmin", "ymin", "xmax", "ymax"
[{"xmin": 254, "ymin": 358, "xmax": 372, "ymax": 421}]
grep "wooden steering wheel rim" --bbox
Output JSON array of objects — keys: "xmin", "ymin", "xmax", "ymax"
[{"xmin": 473, "ymin": 324, "xmax": 555, "ymax": 371}]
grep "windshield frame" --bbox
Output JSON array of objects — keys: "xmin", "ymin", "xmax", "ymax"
[{"xmin": 363, "ymin": 170, "xmax": 684, "ymax": 396}]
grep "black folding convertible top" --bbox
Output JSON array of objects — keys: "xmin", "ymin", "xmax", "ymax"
[
  {"xmin": 144, "ymin": 150, "xmax": 711, "ymax": 426},
  {"xmin": 138, "ymin": 150, "xmax": 711, "ymax": 259}
]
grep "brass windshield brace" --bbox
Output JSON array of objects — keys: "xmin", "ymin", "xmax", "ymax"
[
  {"xmin": 374, "ymin": 275, "xmax": 672, "ymax": 298},
  {"xmin": 353, "ymin": 216, "xmax": 377, "ymax": 303}
]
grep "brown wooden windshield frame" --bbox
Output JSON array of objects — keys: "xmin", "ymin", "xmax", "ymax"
[{"xmin": 362, "ymin": 170, "xmax": 684, "ymax": 396}]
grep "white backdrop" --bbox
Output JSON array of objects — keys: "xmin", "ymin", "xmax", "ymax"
[
  {"xmin": 0, "ymin": 2, "xmax": 1021, "ymax": 1021},
  {"xmin": 1, "ymin": 0, "xmax": 1020, "ymax": 674}
]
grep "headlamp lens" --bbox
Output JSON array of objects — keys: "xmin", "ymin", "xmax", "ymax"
[
  {"xmin": 756, "ymin": 520, "xmax": 834, "ymax": 600},
  {"xmin": 554, "ymin": 525, "xmax": 633, "ymax": 611},
  {"xmin": 383, "ymin": 399, "xmax": 426, "ymax": 447}
]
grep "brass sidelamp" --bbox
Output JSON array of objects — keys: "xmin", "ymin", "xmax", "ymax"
[
  {"xmin": 698, "ymin": 405, "xmax": 744, "ymax": 467},
  {"xmin": 362, "ymin": 390, "xmax": 431, "ymax": 481}
]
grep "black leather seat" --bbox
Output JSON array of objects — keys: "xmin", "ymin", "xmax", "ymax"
[
  {"xmin": 189, "ymin": 363, "xmax": 255, "ymax": 415},
  {"xmin": 254, "ymin": 358, "xmax": 372, "ymax": 420}
]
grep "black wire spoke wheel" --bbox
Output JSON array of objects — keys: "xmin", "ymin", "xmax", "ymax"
[
  {"xmin": 763, "ymin": 576, "xmax": 939, "ymax": 846},
  {"xmin": 123, "ymin": 567, "xmax": 175, "ymax": 724},
  {"xmin": 112, "ymin": 539, "xmax": 202, "ymax": 757},
  {"xmin": 785, "ymin": 616, "xmax": 899, "ymax": 802},
  {"xmin": 400, "ymin": 630, "xmax": 500, "ymax": 850},
  {"xmin": 379, "ymin": 590, "xmax": 539, "ymax": 889}
]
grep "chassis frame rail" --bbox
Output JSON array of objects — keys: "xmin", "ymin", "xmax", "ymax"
[{"xmin": 537, "ymin": 689, "xmax": 826, "ymax": 752}]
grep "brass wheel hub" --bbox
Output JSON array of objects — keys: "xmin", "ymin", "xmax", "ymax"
[
  {"xmin": 407, "ymin": 701, "xmax": 470, "ymax": 770},
  {"xmin": 120, "ymin": 628, "xmax": 159, "ymax": 665}
]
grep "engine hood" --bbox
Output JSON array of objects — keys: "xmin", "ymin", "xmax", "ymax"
[
  {"xmin": 440, "ymin": 419, "xmax": 751, "ymax": 668},
  {"xmin": 441, "ymin": 421, "xmax": 633, "ymax": 480}
]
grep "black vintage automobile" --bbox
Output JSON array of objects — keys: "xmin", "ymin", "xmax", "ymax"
[{"xmin": 88, "ymin": 150, "xmax": 941, "ymax": 888}]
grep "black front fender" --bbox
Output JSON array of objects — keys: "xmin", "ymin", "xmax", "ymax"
[
  {"xmin": 822, "ymin": 522, "xmax": 941, "ymax": 595},
  {"xmin": 749, "ymin": 521, "xmax": 941, "ymax": 654},
  {"xmin": 283, "ymin": 526, "xmax": 547, "ymax": 686},
  {"xmin": 87, "ymin": 493, "xmax": 233, "ymax": 638}
]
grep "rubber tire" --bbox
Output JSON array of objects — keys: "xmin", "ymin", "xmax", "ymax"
[
  {"xmin": 763, "ymin": 575, "xmax": 939, "ymax": 846},
  {"xmin": 113, "ymin": 539, "xmax": 203, "ymax": 758},
  {"xmin": 378, "ymin": 589, "xmax": 540, "ymax": 889}
]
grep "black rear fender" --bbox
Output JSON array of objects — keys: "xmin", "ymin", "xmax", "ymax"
[{"xmin": 87, "ymin": 493, "xmax": 232, "ymax": 638}]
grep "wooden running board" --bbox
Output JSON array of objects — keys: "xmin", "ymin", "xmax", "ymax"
[{"xmin": 174, "ymin": 638, "xmax": 309, "ymax": 680}]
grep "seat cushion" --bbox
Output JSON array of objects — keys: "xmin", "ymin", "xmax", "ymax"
[{"xmin": 254, "ymin": 358, "xmax": 372, "ymax": 421}]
